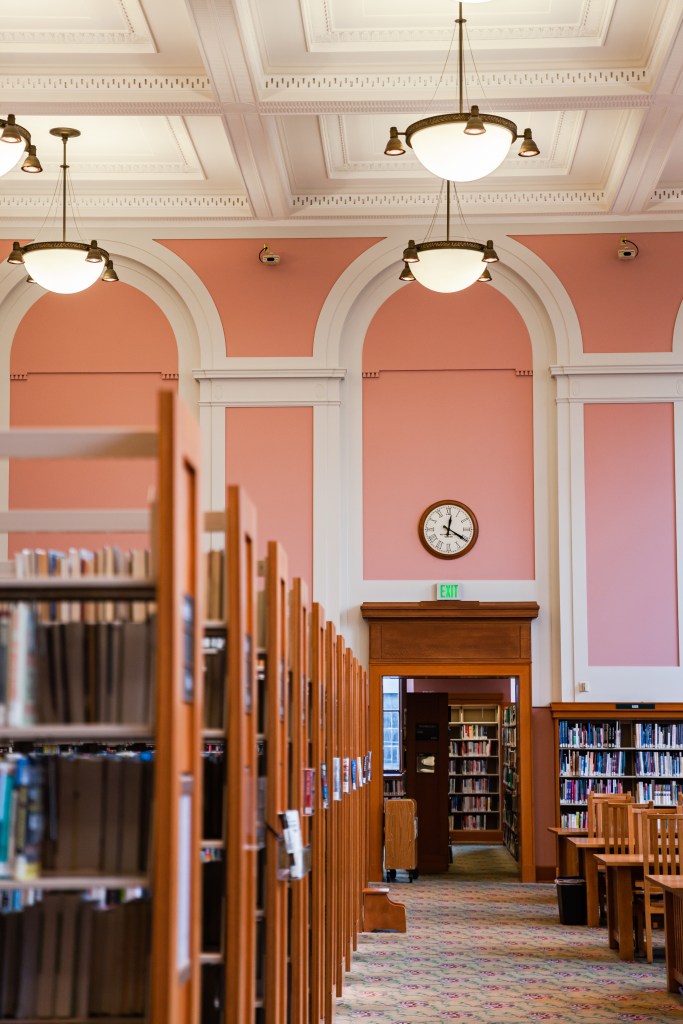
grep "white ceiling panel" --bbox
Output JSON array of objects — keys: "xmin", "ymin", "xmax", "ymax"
[{"xmin": 0, "ymin": 0, "xmax": 681, "ymax": 225}]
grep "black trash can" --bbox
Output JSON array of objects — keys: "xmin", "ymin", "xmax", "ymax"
[{"xmin": 555, "ymin": 876, "xmax": 587, "ymax": 925}]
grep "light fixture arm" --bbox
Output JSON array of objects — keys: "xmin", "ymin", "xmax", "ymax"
[
  {"xmin": 446, "ymin": 180, "xmax": 451, "ymax": 242},
  {"xmin": 50, "ymin": 127, "xmax": 80, "ymax": 244},
  {"xmin": 457, "ymin": 2, "xmax": 465, "ymax": 115}
]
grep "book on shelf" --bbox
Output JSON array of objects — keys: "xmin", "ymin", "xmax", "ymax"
[{"xmin": 0, "ymin": 752, "xmax": 153, "ymax": 881}]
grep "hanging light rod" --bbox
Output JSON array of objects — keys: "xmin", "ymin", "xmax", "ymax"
[
  {"xmin": 399, "ymin": 180, "xmax": 499, "ymax": 293},
  {"xmin": 384, "ymin": 2, "xmax": 539, "ymax": 183},
  {"xmin": 8, "ymin": 127, "xmax": 118, "ymax": 294},
  {"xmin": 0, "ymin": 114, "xmax": 42, "ymax": 176}
]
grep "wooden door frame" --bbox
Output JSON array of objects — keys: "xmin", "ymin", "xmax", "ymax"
[{"xmin": 362, "ymin": 602, "xmax": 538, "ymax": 884}]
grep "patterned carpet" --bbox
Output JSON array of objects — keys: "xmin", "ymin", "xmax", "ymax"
[{"xmin": 336, "ymin": 848, "xmax": 682, "ymax": 1024}]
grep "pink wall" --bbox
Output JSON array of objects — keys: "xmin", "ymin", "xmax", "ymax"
[
  {"xmin": 363, "ymin": 283, "xmax": 534, "ymax": 580},
  {"xmin": 161, "ymin": 238, "xmax": 380, "ymax": 357},
  {"xmin": 225, "ymin": 407, "xmax": 313, "ymax": 591},
  {"xmin": 9, "ymin": 285, "xmax": 178, "ymax": 553},
  {"xmin": 516, "ymin": 232, "xmax": 683, "ymax": 353},
  {"xmin": 584, "ymin": 403, "xmax": 678, "ymax": 666}
]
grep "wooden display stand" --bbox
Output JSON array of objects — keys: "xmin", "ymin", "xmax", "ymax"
[{"xmin": 384, "ymin": 798, "xmax": 418, "ymax": 879}]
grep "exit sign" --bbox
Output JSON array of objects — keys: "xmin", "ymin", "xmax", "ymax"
[{"xmin": 435, "ymin": 582, "xmax": 462, "ymax": 601}]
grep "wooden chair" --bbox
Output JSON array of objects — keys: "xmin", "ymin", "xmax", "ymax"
[
  {"xmin": 640, "ymin": 811, "xmax": 683, "ymax": 962},
  {"xmin": 587, "ymin": 792, "xmax": 632, "ymax": 838}
]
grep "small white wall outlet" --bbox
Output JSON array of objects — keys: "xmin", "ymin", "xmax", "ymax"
[{"xmin": 577, "ymin": 681, "xmax": 590, "ymax": 693}]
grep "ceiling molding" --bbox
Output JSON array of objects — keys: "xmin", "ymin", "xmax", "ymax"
[
  {"xmin": 289, "ymin": 189, "xmax": 609, "ymax": 216},
  {"xmin": 0, "ymin": 193, "xmax": 251, "ymax": 218},
  {"xmin": 0, "ymin": 0, "xmax": 156, "ymax": 54}
]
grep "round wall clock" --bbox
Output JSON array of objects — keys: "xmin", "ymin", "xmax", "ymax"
[{"xmin": 418, "ymin": 500, "xmax": 479, "ymax": 559}]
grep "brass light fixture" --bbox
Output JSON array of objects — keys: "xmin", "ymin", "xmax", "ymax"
[
  {"xmin": 0, "ymin": 115, "xmax": 42, "ymax": 176},
  {"xmin": 8, "ymin": 127, "xmax": 118, "ymax": 294},
  {"xmin": 384, "ymin": 2, "xmax": 539, "ymax": 182},
  {"xmin": 399, "ymin": 180, "xmax": 498, "ymax": 293}
]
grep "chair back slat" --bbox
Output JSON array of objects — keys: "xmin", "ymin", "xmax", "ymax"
[
  {"xmin": 587, "ymin": 792, "xmax": 632, "ymax": 838},
  {"xmin": 603, "ymin": 801, "xmax": 635, "ymax": 854},
  {"xmin": 643, "ymin": 811, "xmax": 683, "ymax": 878}
]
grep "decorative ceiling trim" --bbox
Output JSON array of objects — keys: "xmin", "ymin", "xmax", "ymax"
[
  {"xmin": 0, "ymin": 0, "xmax": 156, "ymax": 53},
  {"xmin": 289, "ymin": 189, "xmax": 608, "ymax": 214},
  {"xmin": 0, "ymin": 194, "xmax": 251, "ymax": 216},
  {"xmin": 261, "ymin": 67, "xmax": 649, "ymax": 97},
  {"xmin": 0, "ymin": 74, "xmax": 214, "ymax": 94},
  {"xmin": 305, "ymin": 0, "xmax": 610, "ymax": 47}
]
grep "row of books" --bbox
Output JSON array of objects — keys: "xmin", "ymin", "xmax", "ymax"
[
  {"xmin": 0, "ymin": 894, "xmax": 149, "ymax": 1019},
  {"xmin": 458, "ymin": 759, "xmax": 493, "ymax": 774},
  {"xmin": 634, "ymin": 751, "xmax": 683, "ymax": 776},
  {"xmin": 635, "ymin": 781, "xmax": 682, "ymax": 804},
  {"xmin": 449, "ymin": 796, "xmax": 497, "ymax": 811},
  {"xmin": 559, "ymin": 720, "xmax": 621, "ymax": 748},
  {"xmin": 501, "ymin": 726, "xmax": 517, "ymax": 747},
  {"xmin": 450, "ymin": 740, "xmax": 495, "ymax": 755},
  {"xmin": 13, "ymin": 546, "xmax": 152, "ymax": 624},
  {"xmin": 203, "ymin": 636, "xmax": 226, "ymax": 730},
  {"xmin": 560, "ymin": 750, "xmax": 626, "ymax": 777},
  {"xmin": 503, "ymin": 767, "xmax": 517, "ymax": 790},
  {"xmin": 0, "ymin": 607, "xmax": 156, "ymax": 727},
  {"xmin": 503, "ymin": 705, "xmax": 517, "ymax": 726},
  {"xmin": 452, "ymin": 725, "xmax": 492, "ymax": 738},
  {"xmin": 559, "ymin": 778, "xmax": 625, "ymax": 803},
  {"xmin": 634, "ymin": 722, "xmax": 683, "ymax": 748},
  {"xmin": 458, "ymin": 778, "xmax": 496, "ymax": 793},
  {"xmin": 452, "ymin": 814, "xmax": 492, "ymax": 829},
  {"xmin": 0, "ymin": 753, "xmax": 153, "ymax": 880},
  {"xmin": 383, "ymin": 777, "xmax": 406, "ymax": 797}
]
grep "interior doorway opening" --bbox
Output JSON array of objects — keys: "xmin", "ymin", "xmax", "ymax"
[{"xmin": 383, "ymin": 674, "xmax": 521, "ymax": 882}]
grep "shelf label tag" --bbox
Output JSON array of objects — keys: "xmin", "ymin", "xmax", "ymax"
[{"xmin": 435, "ymin": 582, "xmax": 462, "ymax": 601}]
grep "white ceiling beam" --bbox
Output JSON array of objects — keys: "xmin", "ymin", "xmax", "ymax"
[
  {"xmin": 606, "ymin": 12, "xmax": 683, "ymax": 215},
  {"xmin": 184, "ymin": 0, "xmax": 292, "ymax": 219}
]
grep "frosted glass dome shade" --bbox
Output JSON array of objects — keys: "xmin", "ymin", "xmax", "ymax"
[
  {"xmin": 411, "ymin": 242, "xmax": 485, "ymax": 293},
  {"xmin": 0, "ymin": 139, "xmax": 26, "ymax": 177},
  {"xmin": 407, "ymin": 114, "xmax": 516, "ymax": 183},
  {"xmin": 22, "ymin": 243, "xmax": 106, "ymax": 294}
]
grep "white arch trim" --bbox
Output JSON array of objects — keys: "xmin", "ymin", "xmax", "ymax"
[{"xmin": 312, "ymin": 231, "xmax": 574, "ymax": 696}]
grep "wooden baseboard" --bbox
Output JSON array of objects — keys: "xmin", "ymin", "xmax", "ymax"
[{"xmin": 535, "ymin": 865, "xmax": 556, "ymax": 882}]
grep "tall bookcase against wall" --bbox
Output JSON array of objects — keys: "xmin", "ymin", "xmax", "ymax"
[
  {"xmin": 448, "ymin": 704, "xmax": 502, "ymax": 842},
  {"xmin": 502, "ymin": 704, "xmax": 519, "ymax": 860},
  {"xmin": 551, "ymin": 703, "xmax": 683, "ymax": 827},
  {"xmin": 0, "ymin": 391, "xmax": 203, "ymax": 1024}
]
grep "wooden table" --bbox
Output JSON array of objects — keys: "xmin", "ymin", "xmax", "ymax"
[
  {"xmin": 547, "ymin": 826, "xmax": 588, "ymax": 876},
  {"xmin": 567, "ymin": 836, "xmax": 607, "ymax": 927},
  {"xmin": 647, "ymin": 875, "xmax": 683, "ymax": 992},
  {"xmin": 594, "ymin": 853, "xmax": 644, "ymax": 961}
]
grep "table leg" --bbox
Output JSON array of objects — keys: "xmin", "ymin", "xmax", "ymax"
[
  {"xmin": 615, "ymin": 867, "xmax": 635, "ymax": 961},
  {"xmin": 664, "ymin": 891, "xmax": 679, "ymax": 993},
  {"xmin": 604, "ymin": 867, "xmax": 618, "ymax": 949},
  {"xmin": 585, "ymin": 851, "xmax": 600, "ymax": 928}
]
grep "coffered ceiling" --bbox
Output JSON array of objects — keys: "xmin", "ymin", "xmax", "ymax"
[{"xmin": 1, "ymin": 0, "xmax": 683, "ymax": 230}]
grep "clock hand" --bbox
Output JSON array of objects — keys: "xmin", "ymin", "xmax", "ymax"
[{"xmin": 443, "ymin": 526, "xmax": 468, "ymax": 541}]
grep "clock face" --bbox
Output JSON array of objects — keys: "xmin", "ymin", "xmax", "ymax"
[{"xmin": 418, "ymin": 500, "xmax": 479, "ymax": 559}]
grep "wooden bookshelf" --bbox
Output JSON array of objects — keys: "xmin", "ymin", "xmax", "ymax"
[
  {"xmin": 551, "ymin": 703, "xmax": 683, "ymax": 827},
  {"xmin": 448, "ymin": 704, "xmax": 502, "ymax": 843},
  {"xmin": 502, "ymin": 703, "xmax": 519, "ymax": 860},
  {"xmin": 0, "ymin": 390, "xmax": 203, "ymax": 1024},
  {"xmin": 309, "ymin": 603, "xmax": 327, "ymax": 1024}
]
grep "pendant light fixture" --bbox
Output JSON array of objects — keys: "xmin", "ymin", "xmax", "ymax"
[
  {"xmin": 8, "ymin": 127, "xmax": 118, "ymax": 294},
  {"xmin": 0, "ymin": 115, "xmax": 42, "ymax": 176},
  {"xmin": 384, "ymin": 1, "xmax": 539, "ymax": 183},
  {"xmin": 399, "ymin": 180, "xmax": 498, "ymax": 293}
]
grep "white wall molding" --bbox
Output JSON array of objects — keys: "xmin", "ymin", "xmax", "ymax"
[
  {"xmin": 552, "ymin": 364, "xmax": 683, "ymax": 402},
  {"xmin": 194, "ymin": 367, "xmax": 346, "ymax": 407},
  {"xmin": 553, "ymin": 341, "xmax": 683, "ymax": 700}
]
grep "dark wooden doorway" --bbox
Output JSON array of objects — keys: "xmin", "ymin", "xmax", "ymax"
[{"xmin": 361, "ymin": 601, "xmax": 539, "ymax": 883}]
